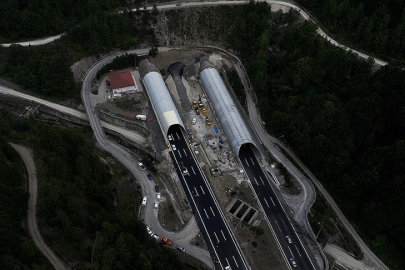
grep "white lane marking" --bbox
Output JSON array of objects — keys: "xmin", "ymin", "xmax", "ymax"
[
  {"xmin": 176, "ymin": 132, "xmax": 180, "ymax": 139},
  {"xmin": 204, "ymin": 208, "xmax": 209, "ymax": 219},
  {"xmin": 194, "ymin": 186, "xmax": 199, "ymax": 196},
  {"xmin": 263, "ymin": 197, "xmax": 270, "ymax": 207},
  {"xmin": 259, "ymin": 176, "xmax": 265, "ymax": 185},
  {"xmin": 270, "ymin": 197, "xmax": 276, "ymax": 206},
  {"xmin": 225, "ymin": 258, "xmax": 230, "ymax": 268},
  {"xmin": 250, "ymin": 157, "xmax": 255, "ymax": 165},
  {"xmin": 281, "ymin": 219, "xmax": 287, "ymax": 229},
  {"xmin": 183, "ymin": 149, "xmax": 187, "ymax": 156},
  {"xmin": 220, "ymin": 230, "xmax": 227, "ymax": 241},
  {"xmin": 275, "ymin": 220, "xmax": 282, "ymax": 232},
  {"xmin": 178, "ymin": 151, "xmax": 182, "ymax": 158},
  {"xmin": 200, "ymin": 185, "xmax": 205, "ymax": 195},
  {"xmin": 245, "ymin": 158, "xmax": 249, "ymax": 166},
  {"xmin": 253, "ymin": 177, "xmax": 259, "ymax": 185},
  {"xmin": 288, "ymin": 245, "xmax": 293, "ymax": 255},
  {"xmin": 214, "ymin": 231, "xmax": 220, "ymax": 243},
  {"xmin": 233, "ymin": 256, "xmax": 239, "ymax": 267},
  {"xmin": 210, "ymin": 206, "xmax": 215, "ymax": 216},
  {"xmin": 295, "ymin": 245, "xmax": 302, "ymax": 257},
  {"xmin": 191, "ymin": 166, "xmax": 196, "ymax": 175}
]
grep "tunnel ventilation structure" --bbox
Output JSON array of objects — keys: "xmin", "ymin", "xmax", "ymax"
[
  {"xmin": 199, "ymin": 61, "xmax": 259, "ymax": 158},
  {"xmin": 139, "ymin": 60, "xmax": 185, "ymax": 137}
]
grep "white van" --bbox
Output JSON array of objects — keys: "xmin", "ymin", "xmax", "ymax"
[{"xmin": 142, "ymin": 196, "xmax": 148, "ymax": 206}]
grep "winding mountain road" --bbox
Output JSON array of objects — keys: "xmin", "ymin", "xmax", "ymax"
[{"xmin": 10, "ymin": 143, "xmax": 68, "ymax": 270}]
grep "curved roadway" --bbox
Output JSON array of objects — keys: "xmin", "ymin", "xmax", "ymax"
[
  {"xmin": 0, "ymin": 1, "xmax": 388, "ymax": 67},
  {"xmin": 10, "ymin": 143, "xmax": 68, "ymax": 270}
]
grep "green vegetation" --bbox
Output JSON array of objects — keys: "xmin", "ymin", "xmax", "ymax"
[
  {"xmin": 297, "ymin": 0, "xmax": 405, "ymax": 63},
  {"xmin": 96, "ymin": 53, "xmax": 138, "ymax": 80},
  {"xmin": 240, "ymin": 7, "xmax": 405, "ymax": 269},
  {"xmin": 0, "ymin": 109, "xmax": 190, "ymax": 269},
  {"xmin": 0, "ymin": 134, "xmax": 50, "ymax": 269},
  {"xmin": 0, "ymin": 0, "xmax": 128, "ymax": 42}
]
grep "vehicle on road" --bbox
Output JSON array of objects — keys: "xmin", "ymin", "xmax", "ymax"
[
  {"xmin": 138, "ymin": 162, "xmax": 146, "ymax": 170},
  {"xmin": 161, "ymin": 237, "xmax": 173, "ymax": 246},
  {"xmin": 136, "ymin": 114, "xmax": 146, "ymax": 121},
  {"xmin": 171, "ymin": 144, "xmax": 177, "ymax": 151},
  {"xmin": 224, "ymin": 266, "xmax": 231, "ymax": 270},
  {"xmin": 176, "ymin": 245, "xmax": 185, "ymax": 252},
  {"xmin": 286, "ymin": 235, "xmax": 292, "ymax": 244},
  {"xmin": 206, "ymin": 117, "xmax": 212, "ymax": 125},
  {"xmin": 289, "ymin": 257, "xmax": 297, "ymax": 267},
  {"xmin": 147, "ymin": 173, "xmax": 153, "ymax": 181},
  {"xmin": 191, "ymin": 118, "xmax": 197, "ymax": 125},
  {"xmin": 154, "ymin": 202, "xmax": 159, "ymax": 208},
  {"xmin": 155, "ymin": 185, "xmax": 160, "ymax": 192},
  {"xmin": 156, "ymin": 193, "xmax": 161, "ymax": 201},
  {"xmin": 168, "ymin": 134, "xmax": 173, "ymax": 141},
  {"xmin": 146, "ymin": 226, "xmax": 153, "ymax": 235},
  {"xmin": 152, "ymin": 234, "xmax": 160, "ymax": 240},
  {"xmin": 196, "ymin": 108, "xmax": 200, "ymax": 115},
  {"xmin": 142, "ymin": 196, "xmax": 148, "ymax": 206}
]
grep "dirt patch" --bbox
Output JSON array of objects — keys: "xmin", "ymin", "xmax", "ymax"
[
  {"xmin": 157, "ymin": 196, "xmax": 183, "ymax": 232},
  {"xmin": 149, "ymin": 49, "xmax": 201, "ymax": 71}
]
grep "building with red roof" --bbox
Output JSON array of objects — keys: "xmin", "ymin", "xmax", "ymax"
[{"xmin": 107, "ymin": 70, "xmax": 138, "ymax": 98}]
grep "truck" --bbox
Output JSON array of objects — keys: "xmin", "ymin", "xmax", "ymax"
[
  {"xmin": 136, "ymin": 114, "xmax": 147, "ymax": 121},
  {"xmin": 161, "ymin": 237, "xmax": 174, "ymax": 246}
]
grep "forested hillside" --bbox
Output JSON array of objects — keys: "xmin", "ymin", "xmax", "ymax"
[
  {"xmin": 0, "ymin": 109, "xmax": 189, "ymax": 269},
  {"xmin": 297, "ymin": 0, "xmax": 405, "ymax": 62},
  {"xmin": 0, "ymin": 0, "xmax": 129, "ymax": 41},
  {"xmin": 235, "ymin": 5, "xmax": 405, "ymax": 268},
  {"xmin": 0, "ymin": 129, "xmax": 50, "ymax": 269}
]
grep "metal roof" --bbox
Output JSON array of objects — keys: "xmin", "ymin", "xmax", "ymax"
[
  {"xmin": 140, "ymin": 60, "xmax": 185, "ymax": 135},
  {"xmin": 200, "ymin": 62, "xmax": 256, "ymax": 157}
]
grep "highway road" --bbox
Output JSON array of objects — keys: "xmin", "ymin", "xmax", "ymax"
[
  {"xmin": 168, "ymin": 125, "xmax": 249, "ymax": 270},
  {"xmin": 239, "ymin": 145, "xmax": 319, "ymax": 270}
]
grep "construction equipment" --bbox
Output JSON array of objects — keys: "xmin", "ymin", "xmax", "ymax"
[
  {"xmin": 201, "ymin": 108, "xmax": 207, "ymax": 116},
  {"xmin": 161, "ymin": 237, "xmax": 174, "ymax": 246},
  {"xmin": 206, "ymin": 117, "xmax": 212, "ymax": 126}
]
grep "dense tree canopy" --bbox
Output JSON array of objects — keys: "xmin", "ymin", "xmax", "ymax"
[
  {"xmin": 0, "ymin": 112, "xmax": 50, "ymax": 269},
  {"xmin": 235, "ymin": 6, "xmax": 405, "ymax": 267},
  {"xmin": 297, "ymin": 0, "xmax": 405, "ymax": 62},
  {"xmin": 0, "ymin": 110, "xmax": 190, "ymax": 269},
  {"xmin": 0, "ymin": 0, "xmax": 127, "ymax": 41}
]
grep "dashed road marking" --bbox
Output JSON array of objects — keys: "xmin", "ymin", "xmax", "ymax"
[
  {"xmin": 183, "ymin": 149, "xmax": 187, "ymax": 156},
  {"xmin": 200, "ymin": 185, "xmax": 205, "ymax": 195},
  {"xmin": 245, "ymin": 158, "xmax": 249, "ymax": 166},
  {"xmin": 191, "ymin": 166, "xmax": 196, "ymax": 175},
  {"xmin": 253, "ymin": 177, "xmax": 259, "ymax": 185},
  {"xmin": 210, "ymin": 206, "xmax": 215, "ymax": 216},
  {"xmin": 233, "ymin": 256, "xmax": 239, "ymax": 267},
  {"xmin": 270, "ymin": 197, "xmax": 275, "ymax": 206},
  {"xmin": 263, "ymin": 197, "xmax": 270, "ymax": 207},
  {"xmin": 204, "ymin": 208, "xmax": 209, "ymax": 219},
  {"xmin": 214, "ymin": 231, "xmax": 220, "ymax": 243},
  {"xmin": 221, "ymin": 230, "xmax": 227, "ymax": 241},
  {"xmin": 260, "ymin": 176, "xmax": 265, "ymax": 185},
  {"xmin": 295, "ymin": 245, "xmax": 302, "ymax": 257},
  {"xmin": 250, "ymin": 157, "xmax": 255, "ymax": 165}
]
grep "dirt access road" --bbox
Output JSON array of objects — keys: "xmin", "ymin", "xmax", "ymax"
[{"xmin": 10, "ymin": 143, "xmax": 68, "ymax": 270}]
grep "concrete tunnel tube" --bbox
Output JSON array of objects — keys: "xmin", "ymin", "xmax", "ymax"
[
  {"xmin": 199, "ymin": 60, "xmax": 262, "ymax": 161},
  {"xmin": 139, "ymin": 60, "xmax": 187, "ymax": 142}
]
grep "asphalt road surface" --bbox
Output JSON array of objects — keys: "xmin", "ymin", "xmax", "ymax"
[
  {"xmin": 168, "ymin": 125, "xmax": 249, "ymax": 270},
  {"xmin": 239, "ymin": 145, "xmax": 319, "ymax": 270},
  {"xmin": 10, "ymin": 143, "xmax": 68, "ymax": 270}
]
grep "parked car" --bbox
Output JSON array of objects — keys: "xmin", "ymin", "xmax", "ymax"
[
  {"xmin": 147, "ymin": 173, "xmax": 153, "ymax": 181},
  {"xmin": 191, "ymin": 118, "xmax": 197, "ymax": 125},
  {"xmin": 156, "ymin": 193, "xmax": 161, "ymax": 201},
  {"xmin": 152, "ymin": 234, "xmax": 160, "ymax": 240},
  {"xmin": 176, "ymin": 245, "xmax": 186, "ymax": 252},
  {"xmin": 155, "ymin": 185, "xmax": 160, "ymax": 192},
  {"xmin": 138, "ymin": 162, "xmax": 146, "ymax": 170}
]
